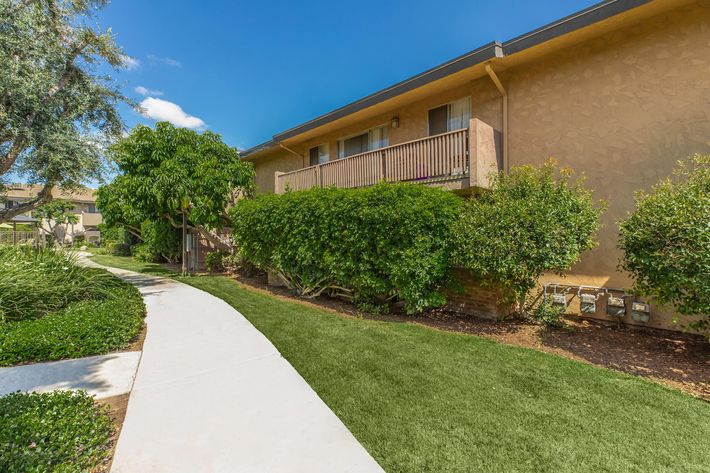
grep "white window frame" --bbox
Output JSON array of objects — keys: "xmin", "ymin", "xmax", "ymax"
[
  {"xmin": 308, "ymin": 143, "xmax": 330, "ymax": 166},
  {"xmin": 427, "ymin": 96, "xmax": 472, "ymax": 135},
  {"xmin": 337, "ymin": 124, "xmax": 389, "ymax": 159}
]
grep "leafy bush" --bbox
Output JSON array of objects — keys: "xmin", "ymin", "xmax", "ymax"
[
  {"xmin": 108, "ymin": 241, "xmax": 132, "ymax": 256},
  {"xmin": 452, "ymin": 160, "xmax": 605, "ymax": 308},
  {"xmin": 100, "ymin": 225, "xmax": 131, "ymax": 247},
  {"xmin": 619, "ymin": 155, "xmax": 710, "ymax": 335},
  {"xmin": 231, "ymin": 183, "xmax": 462, "ymax": 314},
  {"xmin": 134, "ymin": 220, "xmax": 181, "ymax": 263},
  {"xmin": 0, "ymin": 247, "xmax": 127, "ymax": 321},
  {"xmin": 0, "ymin": 285, "xmax": 144, "ymax": 366},
  {"xmin": 205, "ymin": 250, "xmax": 228, "ymax": 272},
  {"xmin": 0, "ymin": 391, "xmax": 113, "ymax": 473},
  {"xmin": 222, "ymin": 252, "xmax": 245, "ymax": 274},
  {"xmin": 532, "ymin": 300, "xmax": 566, "ymax": 328}
]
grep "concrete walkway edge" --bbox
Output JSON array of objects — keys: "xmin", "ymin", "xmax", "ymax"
[{"xmin": 87, "ymin": 260, "xmax": 384, "ymax": 473}]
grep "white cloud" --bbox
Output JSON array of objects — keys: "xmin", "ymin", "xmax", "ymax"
[
  {"xmin": 121, "ymin": 55, "xmax": 140, "ymax": 70},
  {"xmin": 139, "ymin": 97, "xmax": 206, "ymax": 130},
  {"xmin": 135, "ymin": 86, "xmax": 164, "ymax": 96},
  {"xmin": 147, "ymin": 54, "xmax": 182, "ymax": 68}
]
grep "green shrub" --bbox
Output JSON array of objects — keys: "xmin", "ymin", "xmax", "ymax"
[
  {"xmin": 108, "ymin": 241, "xmax": 132, "ymax": 256},
  {"xmin": 231, "ymin": 183, "xmax": 462, "ymax": 314},
  {"xmin": 0, "ymin": 285, "xmax": 145, "ymax": 366},
  {"xmin": 452, "ymin": 160, "xmax": 605, "ymax": 308},
  {"xmin": 0, "ymin": 391, "xmax": 113, "ymax": 473},
  {"xmin": 532, "ymin": 300, "xmax": 566, "ymax": 328},
  {"xmin": 134, "ymin": 220, "xmax": 181, "ymax": 264},
  {"xmin": 222, "ymin": 252, "xmax": 244, "ymax": 273},
  {"xmin": 205, "ymin": 250, "xmax": 228, "ymax": 272},
  {"xmin": 131, "ymin": 242, "xmax": 160, "ymax": 263},
  {"xmin": 0, "ymin": 247, "xmax": 127, "ymax": 321},
  {"xmin": 619, "ymin": 155, "xmax": 710, "ymax": 335}
]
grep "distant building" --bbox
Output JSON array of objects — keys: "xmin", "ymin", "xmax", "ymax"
[{"xmin": 1, "ymin": 184, "xmax": 103, "ymax": 244}]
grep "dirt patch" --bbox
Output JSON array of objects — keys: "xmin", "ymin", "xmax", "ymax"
[
  {"xmin": 96, "ymin": 393, "xmax": 130, "ymax": 472},
  {"xmin": 230, "ymin": 271, "xmax": 710, "ymax": 401},
  {"xmin": 125, "ymin": 323, "xmax": 147, "ymax": 352}
]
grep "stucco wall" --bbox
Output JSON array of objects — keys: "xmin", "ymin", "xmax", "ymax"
[{"xmin": 250, "ymin": 2, "xmax": 710, "ymax": 331}]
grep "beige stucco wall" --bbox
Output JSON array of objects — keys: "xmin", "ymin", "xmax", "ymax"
[
  {"xmin": 501, "ymin": 1, "xmax": 710, "ymax": 330},
  {"xmin": 250, "ymin": 1, "xmax": 710, "ymax": 331}
]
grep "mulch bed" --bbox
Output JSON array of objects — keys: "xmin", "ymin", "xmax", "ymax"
[{"xmin": 229, "ymin": 271, "xmax": 710, "ymax": 401}]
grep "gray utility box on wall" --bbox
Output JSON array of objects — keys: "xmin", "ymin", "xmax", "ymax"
[
  {"xmin": 580, "ymin": 293, "xmax": 597, "ymax": 314},
  {"xmin": 607, "ymin": 296, "xmax": 626, "ymax": 318},
  {"xmin": 631, "ymin": 302, "xmax": 651, "ymax": 323}
]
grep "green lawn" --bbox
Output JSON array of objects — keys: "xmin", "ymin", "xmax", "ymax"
[
  {"xmin": 92, "ymin": 255, "xmax": 710, "ymax": 473},
  {"xmin": 89, "ymin": 253, "xmax": 178, "ymax": 276}
]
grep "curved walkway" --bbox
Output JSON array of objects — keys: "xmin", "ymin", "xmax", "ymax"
[{"xmin": 93, "ymin": 264, "xmax": 384, "ymax": 473}]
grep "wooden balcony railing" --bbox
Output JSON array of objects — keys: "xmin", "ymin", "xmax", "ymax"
[{"xmin": 275, "ymin": 118, "xmax": 499, "ymax": 194}]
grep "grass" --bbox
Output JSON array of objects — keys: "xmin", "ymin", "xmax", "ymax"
[
  {"xmin": 90, "ymin": 253, "xmax": 178, "ymax": 277},
  {"xmin": 94, "ymin": 255, "xmax": 710, "ymax": 472},
  {"xmin": 0, "ymin": 247, "xmax": 145, "ymax": 366},
  {"xmin": 0, "ymin": 390, "xmax": 113, "ymax": 473}
]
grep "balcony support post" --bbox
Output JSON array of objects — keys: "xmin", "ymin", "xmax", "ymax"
[
  {"xmin": 468, "ymin": 118, "xmax": 500, "ymax": 189},
  {"xmin": 274, "ymin": 171, "xmax": 284, "ymax": 194}
]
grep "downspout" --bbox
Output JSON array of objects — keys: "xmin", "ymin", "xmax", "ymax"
[{"xmin": 484, "ymin": 64, "xmax": 509, "ymax": 173}]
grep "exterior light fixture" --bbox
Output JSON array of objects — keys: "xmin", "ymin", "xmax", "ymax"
[
  {"xmin": 631, "ymin": 301, "xmax": 651, "ymax": 323},
  {"xmin": 391, "ymin": 116, "xmax": 400, "ymax": 129},
  {"xmin": 607, "ymin": 296, "xmax": 626, "ymax": 318}
]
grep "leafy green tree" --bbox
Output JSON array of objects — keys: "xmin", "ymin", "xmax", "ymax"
[
  {"xmin": 97, "ymin": 122, "xmax": 254, "ymax": 252},
  {"xmin": 619, "ymin": 155, "xmax": 710, "ymax": 335},
  {"xmin": 0, "ymin": 0, "xmax": 130, "ymax": 222},
  {"xmin": 33, "ymin": 198, "xmax": 78, "ymax": 243},
  {"xmin": 452, "ymin": 160, "xmax": 605, "ymax": 309}
]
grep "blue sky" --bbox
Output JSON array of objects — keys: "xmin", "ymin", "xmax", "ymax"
[{"xmin": 101, "ymin": 0, "xmax": 596, "ymax": 150}]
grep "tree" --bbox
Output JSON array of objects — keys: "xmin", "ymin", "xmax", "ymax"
[
  {"xmin": 97, "ymin": 122, "xmax": 254, "ymax": 253},
  {"xmin": 452, "ymin": 160, "xmax": 605, "ymax": 309},
  {"xmin": 619, "ymin": 155, "xmax": 710, "ymax": 335},
  {"xmin": 33, "ymin": 198, "xmax": 78, "ymax": 243},
  {"xmin": 0, "ymin": 0, "xmax": 129, "ymax": 223}
]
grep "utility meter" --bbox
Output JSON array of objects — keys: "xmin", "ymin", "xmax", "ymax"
[
  {"xmin": 631, "ymin": 302, "xmax": 651, "ymax": 323},
  {"xmin": 607, "ymin": 296, "xmax": 626, "ymax": 318},
  {"xmin": 580, "ymin": 293, "xmax": 597, "ymax": 314}
]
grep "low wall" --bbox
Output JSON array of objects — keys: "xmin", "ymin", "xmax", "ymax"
[{"xmin": 444, "ymin": 269, "xmax": 510, "ymax": 320}]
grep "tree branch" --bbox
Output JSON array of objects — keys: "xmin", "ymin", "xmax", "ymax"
[{"xmin": 0, "ymin": 183, "xmax": 54, "ymax": 223}]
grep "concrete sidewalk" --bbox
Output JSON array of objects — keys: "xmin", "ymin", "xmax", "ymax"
[
  {"xmin": 0, "ymin": 351, "xmax": 141, "ymax": 399},
  {"xmin": 92, "ymin": 262, "xmax": 384, "ymax": 473}
]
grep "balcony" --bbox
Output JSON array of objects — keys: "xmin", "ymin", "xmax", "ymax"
[
  {"xmin": 275, "ymin": 118, "xmax": 500, "ymax": 194},
  {"xmin": 80, "ymin": 212, "xmax": 102, "ymax": 228}
]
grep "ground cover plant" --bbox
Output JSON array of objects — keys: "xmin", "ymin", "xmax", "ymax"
[
  {"xmin": 0, "ymin": 390, "xmax": 113, "ymax": 473},
  {"xmin": 0, "ymin": 247, "xmax": 145, "ymax": 365},
  {"xmin": 231, "ymin": 183, "xmax": 462, "ymax": 313},
  {"xmin": 619, "ymin": 155, "xmax": 710, "ymax": 337}
]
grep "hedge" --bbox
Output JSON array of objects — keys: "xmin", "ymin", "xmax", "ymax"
[
  {"xmin": 231, "ymin": 183, "xmax": 462, "ymax": 313},
  {"xmin": 619, "ymin": 154, "xmax": 710, "ymax": 335},
  {"xmin": 451, "ymin": 160, "xmax": 604, "ymax": 307}
]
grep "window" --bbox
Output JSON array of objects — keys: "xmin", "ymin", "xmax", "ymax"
[
  {"xmin": 337, "ymin": 125, "xmax": 389, "ymax": 159},
  {"xmin": 428, "ymin": 97, "xmax": 472, "ymax": 136},
  {"xmin": 87, "ymin": 204, "xmax": 97, "ymax": 213},
  {"xmin": 309, "ymin": 144, "xmax": 330, "ymax": 166}
]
